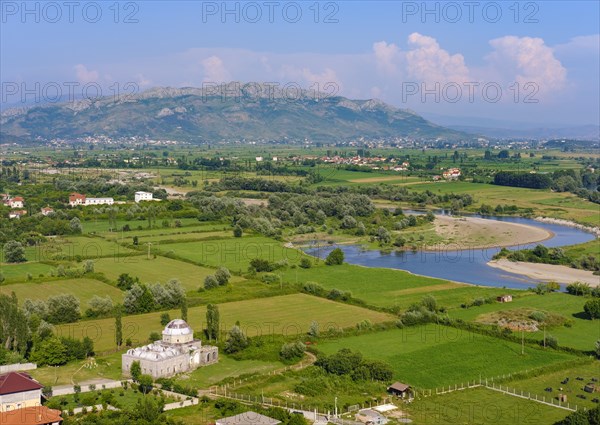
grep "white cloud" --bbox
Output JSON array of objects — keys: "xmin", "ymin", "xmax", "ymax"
[
  {"xmin": 135, "ymin": 73, "xmax": 152, "ymax": 87},
  {"xmin": 202, "ymin": 56, "xmax": 231, "ymax": 83},
  {"xmin": 486, "ymin": 36, "xmax": 567, "ymax": 96},
  {"xmin": 74, "ymin": 64, "xmax": 99, "ymax": 84},
  {"xmin": 405, "ymin": 33, "xmax": 470, "ymax": 84},
  {"xmin": 373, "ymin": 41, "xmax": 400, "ymax": 74}
]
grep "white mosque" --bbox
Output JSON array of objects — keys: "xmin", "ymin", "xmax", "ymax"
[{"xmin": 122, "ymin": 319, "xmax": 218, "ymax": 379}]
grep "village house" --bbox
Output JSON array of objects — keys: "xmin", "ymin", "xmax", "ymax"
[
  {"xmin": 122, "ymin": 319, "xmax": 218, "ymax": 379},
  {"xmin": 40, "ymin": 207, "xmax": 54, "ymax": 216},
  {"xmin": 69, "ymin": 193, "xmax": 114, "ymax": 207},
  {"xmin": 497, "ymin": 295, "xmax": 513, "ymax": 303},
  {"xmin": 0, "ymin": 372, "xmax": 44, "ymax": 413},
  {"xmin": 134, "ymin": 191, "xmax": 153, "ymax": 203},
  {"xmin": 216, "ymin": 412, "xmax": 281, "ymax": 425},
  {"xmin": 442, "ymin": 168, "xmax": 461, "ymax": 180},
  {"xmin": 8, "ymin": 197, "xmax": 24, "ymax": 209},
  {"xmin": 0, "ymin": 406, "xmax": 63, "ymax": 425},
  {"xmin": 8, "ymin": 210, "xmax": 27, "ymax": 219}
]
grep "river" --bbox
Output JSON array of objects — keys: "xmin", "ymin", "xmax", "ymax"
[{"xmin": 304, "ymin": 212, "xmax": 596, "ymax": 289}]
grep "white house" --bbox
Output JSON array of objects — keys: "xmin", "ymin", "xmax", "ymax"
[
  {"xmin": 0, "ymin": 372, "xmax": 43, "ymax": 413},
  {"xmin": 8, "ymin": 197, "xmax": 24, "ymax": 209},
  {"xmin": 134, "ymin": 191, "xmax": 153, "ymax": 203},
  {"xmin": 84, "ymin": 198, "xmax": 114, "ymax": 206}
]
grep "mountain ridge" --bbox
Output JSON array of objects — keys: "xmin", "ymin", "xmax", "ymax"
[{"xmin": 0, "ymin": 84, "xmax": 469, "ymax": 143}]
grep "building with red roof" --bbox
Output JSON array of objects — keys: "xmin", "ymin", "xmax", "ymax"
[{"xmin": 0, "ymin": 372, "xmax": 44, "ymax": 413}]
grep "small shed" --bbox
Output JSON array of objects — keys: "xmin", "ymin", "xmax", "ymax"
[
  {"xmin": 497, "ymin": 295, "xmax": 513, "ymax": 303},
  {"xmin": 584, "ymin": 383, "xmax": 599, "ymax": 393},
  {"xmin": 387, "ymin": 382, "xmax": 412, "ymax": 399}
]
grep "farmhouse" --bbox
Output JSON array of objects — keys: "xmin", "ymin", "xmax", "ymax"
[
  {"xmin": 0, "ymin": 372, "xmax": 44, "ymax": 412},
  {"xmin": 69, "ymin": 193, "xmax": 114, "ymax": 207},
  {"xmin": 387, "ymin": 382, "xmax": 412, "ymax": 399},
  {"xmin": 8, "ymin": 197, "xmax": 24, "ymax": 209},
  {"xmin": 122, "ymin": 319, "xmax": 218, "ymax": 379},
  {"xmin": 40, "ymin": 207, "xmax": 54, "ymax": 216},
  {"xmin": 442, "ymin": 168, "xmax": 461, "ymax": 180},
  {"xmin": 216, "ymin": 412, "xmax": 281, "ymax": 425},
  {"xmin": 8, "ymin": 210, "xmax": 27, "ymax": 219},
  {"xmin": 497, "ymin": 295, "xmax": 513, "ymax": 303},
  {"xmin": 0, "ymin": 406, "xmax": 63, "ymax": 425},
  {"xmin": 68, "ymin": 193, "xmax": 86, "ymax": 207},
  {"xmin": 134, "ymin": 191, "xmax": 153, "ymax": 203}
]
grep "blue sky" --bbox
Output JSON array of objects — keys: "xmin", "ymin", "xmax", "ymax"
[{"xmin": 1, "ymin": 1, "xmax": 599, "ymax": 126}]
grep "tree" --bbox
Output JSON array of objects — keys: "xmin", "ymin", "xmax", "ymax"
[
  {"xmin": 69, "ymin": 217, "xmax": 83, "ymax": 234},
  {"xmin": 138, "ymin": 374, "xmax": 153, "ymax": 394},
  {"xmin": 214, "ymin": 267, "xmax": 231, "ymax": 286},
  {"xmin": 181, "ymin": 297, "xmax": 188, "ymax": 322},
  {"xmin": 31, "ymin": 337, "xmax": 67, "ymax": 366},
  {"xmin": 47, "ymin": 294, "xmax": 80, "ymax": 324},
  {"xmin": 377, "ymin": 226, "xmax": 391, "ymax": 244},
  {"xmin": 584, "ymin": 299, "xmax": 600, "ymax": 319},
  {"xmin": 117, "ymin": 273, "xmax": 139, "ymax": 290},
  {"xmin": 115, "ymin": 304, "xmax": 123, "ymax": 348},
  {"xmin": 3, "ymin": 241, "xmax": 26, "ymax": 263},
  {"xmin": 308, "ymin": 321, "xmax": 319, "ymax": 338},
  {"xmin": 421, "ymin": 295, "xmax": 438, "ymax": 313},
  {"xmin": 124, "ymin": 283, "xmax": 155, "ymax": 314},
  {"xmin": 341, "ymin": 215, "xmax": 357, "ymax": 229},
  {"xmin": 204, "ymin": 275, "xmax": 219, "ymax": 289},
  {"xmin": 206, "ymin": 304, "xmax": 220, "ymax": 341},
  {"xmin": 86, "ymin": 295, "xmax": 113, "ymax": 318},
  {"xmin": 224, "ymin": 325, "xmax": 248, "ymax": 354},
  {"xmin": 325, "ymin": 248, "xmax": 344, "ymax": 266},
  {"xmin": 233, "ymin": 224, "xmax": 243, "ymax": 238},
  {"xmin": 130, "ymin": 360, "xmax": 142, "ymax": 381},
  {"xmin": 149, "ymin": 332, "xmax": 161, "ymax": 342},
  {"xmin": 160, "ymin": 312, "xmax": 171, "ymax": 326},
  {"xmin": 299, "ymin": 257, "xmax": 312, "ymax": 269},
  {"xmin": 356, "ymin": 221, "xmax": 366, "ymax": 236},
  {"xmin": 83, "ymin": 260, "xmax": 94, "ymax": 273},
  {"xmin": 280, "ymin": 341, "xmax": 306, "ymax": 361}
]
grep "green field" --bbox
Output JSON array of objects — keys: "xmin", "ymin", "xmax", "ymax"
[
  {"xmin": 507, "ymin": 360, "xmax": 600, "ymax": 410},
  {"xmin": 402, "ymin": 181, "xmax": 600, "ymax": 224},
  {"xmin": 280, "ymin": 263, "xmax": 531, "ymax": 310},
  {"xmin": 317, "ymin": 325, "xmax": 577, "ymax": 388},
  {"xmin": 93, "ymin": 256, "xmax": 245, "ymax": 292},
  {"xmin": 449, "ymin": 292, "xmax": 600, "ymax": 351},
  {"xmin": 406, "ymin": 387, "xmax": 570, "ymax": 425},
  {"xmin": 0, "ymin": 262, "xmax": 55, "ymax": 282},
  {"xmin": 21, "ymin": 236, "xmax": 135, "ymax": 262},
  {"xmin": 57, "ymin": 294, "xmax": 394, "ymax": 352},
  {"xmin": 158, "ymin": 237, "xmax": 302, "ymax": 272},
  {"xmin": 0, "ymin": 278, "xmax": 123, "ymax": 305}
]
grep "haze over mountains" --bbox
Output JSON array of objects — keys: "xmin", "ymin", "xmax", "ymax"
[{"xmin": 0, "ymin": 85, "xmax": 467, "ymax": 144}]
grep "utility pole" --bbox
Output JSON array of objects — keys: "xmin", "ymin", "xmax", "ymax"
[
  {"xmin": 334, "ymin": 397, "xmax": 338, "ymax": 418},
  {"xmin": 146, "ymin": 242, "xmax": 153, "ymax": 260}
]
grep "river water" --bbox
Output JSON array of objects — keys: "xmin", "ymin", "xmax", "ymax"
[{"xmin": 304, "ymin": 212, "xmax": 596, "ymax": 289}]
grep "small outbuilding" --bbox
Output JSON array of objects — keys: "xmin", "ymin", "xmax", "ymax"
[
  {"xmin": 585, "ymin": 383, "xmax": 599, "ymax": 393},
  {"xmin": 355, "ymin": 409, "xmax": 388, "ymax": 425},
  {"xmin": 497, "ymin": 295, "xmax": 513, "ymax": 303},
  {"xmin": 387, "ymin": 382, "xmax": 412, "ymax": 399}
]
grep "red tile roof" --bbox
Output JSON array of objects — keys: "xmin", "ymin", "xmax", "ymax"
[
  {"xmin": 12, "ymin": 197, "xmax": 24, "ymax": 202},
  {"xmin": 0, "ymin": 372, "xmax": 43, "ymax": 395},
  {"xmin": 0, "ymin": 406, "xmax": 62, "ymax": 425}
]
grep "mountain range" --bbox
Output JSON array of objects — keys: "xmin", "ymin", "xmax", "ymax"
[{"xmin": 0, "ymin": 84, "xmax": 468, "ymax": 144}]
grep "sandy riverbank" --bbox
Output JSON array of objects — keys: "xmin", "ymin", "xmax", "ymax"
[
  {"xmin": 488, "ymin": 259, "xmax": 600, "ymax": 287},
  {"xmin": 432, "ymin": 215, "xmax": 553, "ymax": 250}
]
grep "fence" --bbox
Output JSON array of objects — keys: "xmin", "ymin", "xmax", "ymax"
[
  {"xmin": 164, "ymin": 398, "xmax": 199, "ymax": 411},
  {"xmin": 0, "ymin": 363, "xmax": 37, "ymax": 373},
  {"xmin": 421, "ymin": 372, "xmax": 580, "ymax": 413},
  {"xmin": 52, "ymin": 380, "xmax": 128, "ymax": 396}
]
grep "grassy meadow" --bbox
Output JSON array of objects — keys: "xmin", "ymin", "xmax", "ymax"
[
  {"xmin": 56, "ymin": 294, "xmax": 395, "ymax": 352},
  {"xmin": 317, "ymin": 325, "xmax": 578, "ymax": 389}
]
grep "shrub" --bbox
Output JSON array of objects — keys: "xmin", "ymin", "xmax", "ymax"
[
  {"xmin": 280, "ymin": 341, "xmax": 306, "ymax": 361},
  {"xmin": 325, "ymin": 248, "xmax": 344, "ymax": 266},
  {"xmin": 299, "ymin": 257, "xmax": 312, "ymax": 269}
]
